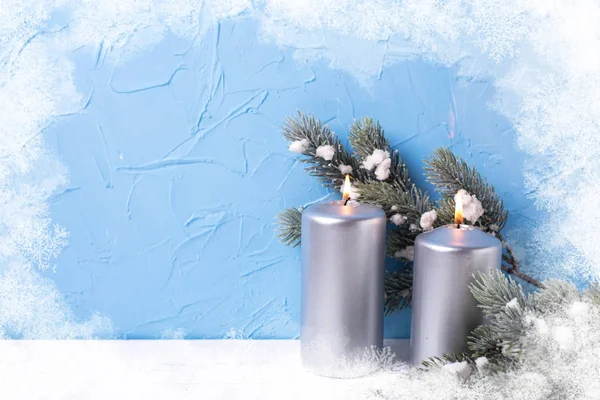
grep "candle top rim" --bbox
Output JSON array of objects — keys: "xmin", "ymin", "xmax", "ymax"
[
  {"xmin": 416, "ymin": 224, "xmax": 501, "ymax": 250},
  {"xmin": 302, "ymin": 202, "xmax": 385, "ymax": 221}
]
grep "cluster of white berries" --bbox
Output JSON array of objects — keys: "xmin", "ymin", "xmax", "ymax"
[
  {"xmin": 390, "ymin": 213, "xmax": 407, "ymax": 226},
  {"xmin": 288, "ymin": 138, "xmax": 309, "ymax": 153},
  {"xmin": 394, "ymin": 246, "xmax": 414, "ymax": 262},
  {"xmin": 289, "ymin": 141, "xmax": 352, "ymax": 179},
  {"xmin": 455, "ymin": 189, "xmax": 484, "ymax": 224},
  {"xmin": 419, "ymin": 209, "xmax": 437, "ymax": 231},
  {"xmin": 362, "ymin": 149, "xmax": 391, "ymax": 181},
  {"xmin": 338, "ymin": 164, "xmax": 353, "ymax": 175},
  {"xmin": 288, "ymin": 140, "xmax": 337, "ymax": 162},
  {"xmin": 315, "ymin": 145, "xmax": 335, "ymax": 160}
]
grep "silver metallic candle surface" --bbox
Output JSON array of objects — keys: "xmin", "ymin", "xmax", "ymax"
[
  {"xmin": 301, "ymin": 193, "xmax": 386, "ymax": 378},
  {"xmin": 410, "ymin": 223, "xmax": 502, "ymax": 366}
]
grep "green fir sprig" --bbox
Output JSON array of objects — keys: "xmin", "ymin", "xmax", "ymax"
[
  {"xmin": 424, "ymin": 148, "xmax": 508, "ymax": 230},
  {"xmin": 275, "ymin": 207, "xmax": 303, "ymax": 247}
]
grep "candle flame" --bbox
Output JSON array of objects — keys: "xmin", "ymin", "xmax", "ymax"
[
  {"xmin": 454, "ymin": 191, "xmax": 464, "ymax": 226},
  {"xmin": 342, "ymin": 174, "xmax": 352, "ymax": 201}
]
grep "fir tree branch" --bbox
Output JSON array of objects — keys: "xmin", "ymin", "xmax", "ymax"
[
  {"xmin": 585, "ymin": 282, "xmax": 600, "ymax": 306},
  {"xmin": 387, "ymin": 227, "xmax": 416, "ymax": 257},
  {"xmin": 384, "ymin": 270, "xmax": 413, "ymax": 315},
  {"xmin": 467, "ymin": 325, "xmax": 503, "ymax": 360},
  {"xmin": 497, "ymin": 232, "xmax": 544, "ymax": 289},
  {"xmin": 424, "ymin": 147, "xmax": 508, "ymax": 230},
  {"xmin": 349, "ymin": 117, "xmax": 412, "ymax": 190},
  {"xmin": 354, "ymin": 180, "xmax": 406, "ymax": 212},
  {"xmin": 530, "ymin": 279, "xmax": 581, "ymax": 313},
  {"xmin": 356, "ymin": 181, "xmax": 434, "ymax": 259},
  {"xmin": 501, "ymin": 264, "xmax": 544, "ymax": 289},
  {"xmin": 275, "ymin": 207, "xmax": 303, "ymax": 247},
  {"xmin": 470, "ymin": 270, "xmax": 530, "ymax": 317},
  {"xmin": 431, "ymin": 197, "xmax": 455, "ymax": 227},
  {"xmin": 391, "ymin": 150, "xmax": 412, "ymax": 191},
  {"xmin": 425, "ymin": 147, "xmax": 542, "ymax": 289},
  {"xmin": 349, "ymin": 117, "xmax": 389, "ymax": 159},
  {"xmin": 355, "ymin": 181, "xmax": 433, "ymax": 220},
  {"xmin": 282, "ymin": 111, "xmax": 366, "ymax": 189},
  {"xmin": 419, "ymin": 353, "xmax": 475, "ymax": 372},
  {"xmin": 468, "ymin": 270, "xmax": 531, "ymax": 363}
]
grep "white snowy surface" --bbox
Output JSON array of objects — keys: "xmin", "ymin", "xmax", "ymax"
[{"xmin": 0, "ymin": 339, "xmax": 409, "ymax": 399}]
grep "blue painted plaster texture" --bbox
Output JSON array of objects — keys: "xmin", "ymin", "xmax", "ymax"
[
  {"xmin": 44, "ymin": 20, "xmax": 536, "ymax": 339},
  {"xmin": 3, "ymin": 2, "xmax": 567, "ymax": 340}
]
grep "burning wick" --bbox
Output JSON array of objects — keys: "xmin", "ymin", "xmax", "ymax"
[
  {"xmin": 454, "ymin": 191, "xmax": 464, "ymax": 228},
  {"xmin": 342, "ymin": 174, "xmax": 352, "ymax": 206}
]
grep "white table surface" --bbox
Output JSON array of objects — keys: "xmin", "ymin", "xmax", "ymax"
[{"xmin": 0, "ymin": 339, "xmax": 409, "ymax": 399}]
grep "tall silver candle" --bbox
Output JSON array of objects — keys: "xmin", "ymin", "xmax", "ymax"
[
  {"xmin": 301, "ymin": 176, "xmax": 386, "ymax": 377},
  {"xmin": 410, "ymin": 202, "xmax": 501, "ymax": 365}
]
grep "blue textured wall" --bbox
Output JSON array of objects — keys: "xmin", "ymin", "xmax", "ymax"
[{"xmin": 43, "ymin": 18, "xmax": 537, "ymax": 339}]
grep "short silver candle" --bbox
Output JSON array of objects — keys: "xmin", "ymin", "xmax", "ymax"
[
  {"xmin": 301, "ymin": 201, "xmax": 386, "ymax": 377},
  {"xmin": 410, "ymin": 224, "xmax": 502, "ymax": 366}
]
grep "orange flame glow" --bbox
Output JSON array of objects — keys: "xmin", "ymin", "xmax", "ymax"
[
  {"xmin": 342, "ymin": 174, "xmax": 352, "ymax": 201},
  {"xmin": 454, "ymin": 191, "xmax": 464, "ymax": 226}
]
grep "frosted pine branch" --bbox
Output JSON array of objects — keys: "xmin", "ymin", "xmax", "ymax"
[
  {"xmin": 426, "ymin": 149, "xmax": 541, "ymax": 288},
  {"xmin": 349, "ymin": 117, "xmax": 411, "ymax": 190},
  {"xmin": 384, "ymin": 269, "xmax": 413, "ymax": 315},
  {"xmin": 467, "ymin": 325, "xmax": 504, "ymax": 361},
  {"xmin": 419, "ymin": 353, "xmax": 475, "ymax": 373},
  {"xmin": 497, "ymin": 232, "xmax": 544, "ymax": 288},
  {"xmin": 282, "ymin": 111, "xmax": 365, "ymax": 189},
  {"xmin": 530, "ymin": 280, "xmax": 581, "ymax": 313},
  {"xmin": 355, "ymin": 182, "xmax": 432, "ymax": 220},
  {"xmin": 424, "ymin": 147, "xmax": 508, "ymax": 230},
  {"xmin": 355, "ymin": 181, "xmax": 434, "ymax": 258},
  {"xmin": 470, "ymin": 270, "xmax": 529, "ymax": 317},
  {"xmin": 275, "ymin": 207, "xmax": 303, "ymax": 247},
  {"xmin": 349, "ymin": 117, "xmax": 389, "ymax": 159},
  {"xmin": 468, "ymin": 271, "xmax": 531, "ymax": 364}
]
